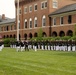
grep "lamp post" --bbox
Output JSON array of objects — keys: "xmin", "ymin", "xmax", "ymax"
[{"xmin": 17, "ymin": 0, "xmax": 19, "ymax": 41}]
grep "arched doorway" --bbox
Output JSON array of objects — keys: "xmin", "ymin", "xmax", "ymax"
[
  {"xmin": 13, "ymin": 34, "xmax": 16, "ymax": 39},
  {"xmin": 34, "ymin": 33, "xmax": 38, "ymax": 37},
  {"xmin": 52, "ymin": 31, "xmax": 57, "ymax": 37},
  {"xmin": 67, "ymin": 30, "xmax": 73, "ymax": 36},
  {"xmin": 10, "ymin": 35, "xmax": 12, "ymax": 38},
  {"xmin": 29, "ymin": 33, "xmax": 32, "ymax": 39},
  {"xmin": 59, "ymin": 31, "xmax": 65, "ymax": 37},
  {"xmin": 42, "ymin": 32, "xmax": 47, "ymax": 37},
  {"xmin": 3, "ymin": 35, "xmax": 5, "ymax": 38},
  {"xmin": 24, "ymin": 33, "xmax": 27, "ymax": 40},
  {"xmin": 7, "ymin": 35, "xmax": 9, "ymax": 38}
]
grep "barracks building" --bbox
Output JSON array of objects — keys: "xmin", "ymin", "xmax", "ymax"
[{"xmin": 0, "ymin": 0, "xmax": 76, "ymax": 40}]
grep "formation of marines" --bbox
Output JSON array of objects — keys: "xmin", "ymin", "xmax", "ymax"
[{"xmin": 10, "ymin": 40, "xmax": 76, "ymax": 52}]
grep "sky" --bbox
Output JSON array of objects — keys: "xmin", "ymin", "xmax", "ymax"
[{"xmin": 0, "ymin": 0, "xmax": 15, "ymax": 19}]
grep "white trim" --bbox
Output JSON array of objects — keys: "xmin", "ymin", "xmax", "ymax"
[
  {"xmin": 42, "ymin": 15, "xmax": 46, "ymax": 27},
  {"xmin": 24, "ymin": 6, "xmax": 27, "ymax": 14},
  {"xmin": 52, "ymin": 0, "xmax": 58, "ymax": 8},
  {"xmin": 24, "ymin": 19, "xmax": 27, "ymax": 29},
  {"xmin": 0, "ymin": 30, "xmax": 17, "ymax": 33},
  {"xmin": 29, "ymin": 5, "xmax": 32, "ymax": 13},
  {"xmin": 53, "ymin": 17, "xmax": 56, "ymax": 25},
  {"xmin": 41, "ymin": 0, "xmax": 47, "ymax": 10},
  {"xmin": 19, "ymin": 26, "xmax": 50, "ymax": 31},
  {"xmin": 60, "ymin": 16, "xmax": 63, "ymax": 25},
  {"xmin": 34, "ymin": 17, "xmax": 37, "ymax": 28},
  {"xmin": 51, "ymin": 23, "xmax": 76, "ymax": 27},
  {"xmin": 29, "ymin": 18, "xmax": 32, "ymax": 28},
  {"xmin": 34, "ymin": 4, "xmax": 37, "ymax": 11}
]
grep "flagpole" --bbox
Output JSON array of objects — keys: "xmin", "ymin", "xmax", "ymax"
[{"xmin": 17, "ymin": 0, "xmax": 19, "ymax": 41}]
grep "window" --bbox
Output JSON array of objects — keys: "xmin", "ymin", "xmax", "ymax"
[
  {"xmin": 10, "ymin": 25, "xmax": 12, "ymax": 30},
  {"xmin": 6, "ymin": 26, "xmax": 9, "ymax": 31},
  {"xmin": 19, "ymin": 20, "xmax": 20, "ymax": 29},
  {"xmin": 34, "ymin": 17, "xmax": 37, "ymax": 27},
  {"xmin": 34, "ymin": 4, "xmax": 37, "ymax": 11},
  {"xmin": 24, "ymin": 19, "xmax": 27, "ymax": 28},
  {"xmin": 53, "ymin": 18, "xmax": 56, "ymax": 25},
  {"xmin": 53, "ymin": 0, "xmax": 58, "ymax": 8},
  {"xmin": 1, "ymin": 27, "xmax": 3, "ymax": 31},
  {"xmin": 24, "ymin": 7, "xmax": 27, "ymax": 14},
  {"xmin": 19, "ymin": 8, "xmax": 21, "ymax": 14},
  {"xmin": 0, "ymin": 27, "xmax": 1, "ymax": 31},
  {"xmin": 29, "ymin": 18, "xmax": 32, "ymax": 28},
  {"xmin": 41, "ymin": 2, "xmax": 44, "ymax": 9},
  {"xmin": 29, "ymin": 5, "xmax": 32, "ymax": 12},
  {"xmin": 14, "ymin": 25, "xmax": 16, "ymax": 30},
  {"xmin": 41, "ymin": 1, "xmax": 47, "ymax": 9},
  {"xmin": 45, "ymin": 1, "xmax": 47, "ymax": 8},
  {"xmin": 68, "ymin": 15, "xmax": 72, "ymax": 24},
  {"xmin": 60, "ymin": 17, "xmax": 63, "ymax": 25},
  {"xmin": 42, "ymin": 15, "xmax": 46, "ymax": 26}
]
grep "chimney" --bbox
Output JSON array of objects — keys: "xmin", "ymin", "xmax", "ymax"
[{"xmin": 2, "ymin": 14, "xmax": 5, "ymax": 19}]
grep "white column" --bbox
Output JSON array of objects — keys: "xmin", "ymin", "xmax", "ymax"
[{"xmin": 17, "ymin": 0, "xmax": 19, "ymax": 41}]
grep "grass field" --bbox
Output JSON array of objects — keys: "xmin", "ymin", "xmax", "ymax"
[{"xmin": 0, "ymin": 48, "xmax": 76, "ymax": 75}]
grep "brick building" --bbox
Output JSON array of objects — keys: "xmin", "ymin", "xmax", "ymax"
[
  {"xmin": 0, "ymin": 0, "xmax": 75, "ymax": 40},
  {"xmin": 0, "ymin": 14, "xmax": 16, "ymax": 39},
  {"xmin": 15, "ymin": 0, "xmax": 76, "ymax": 40},
  {"xmin": 49, "ymin": 3, "xmax": 76, "ymax": 37}
]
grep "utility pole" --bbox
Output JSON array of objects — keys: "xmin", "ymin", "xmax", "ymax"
[{"xmin": 17, "ymin": 0, "xmax": 19, "ymax": 41}]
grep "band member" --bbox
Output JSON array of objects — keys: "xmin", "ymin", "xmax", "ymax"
[
  {"xmin": 16, "ymin": 41, "xmax": 20, "ymax": 52},
  {"xmin": 24, "ymin": 40, "xmax": 29, "ymax": 51},
  {"xmin": 20, "ymin": 41, "xmax": 24, "ymax": 52},
  {"xmin": 0, "ymin": 41, "xmax": 2, "ymax": 51},
  {"xmin": 34, "ymin": 40, "xmax": 37, "ymax": 51}
]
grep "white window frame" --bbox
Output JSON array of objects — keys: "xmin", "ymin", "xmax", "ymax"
[
  {"xmin": 41, "ymin": 0, "xmax": 47, "ymax": 9},
  {"xmin": 10, "ymin": 25, "xmax": 12, "ymax": 30},
  {"xmin": 41, "ymin": 2, "xmax": 44, "ymax": 9},
  {"xmin": 24, "ymin": 19, "xmax": 27, "ymax": 28},
  {"xmin": 34, "ymin": 4, "xmax": 37, "ymax": 11},
  {"xmin": 34, "ymin": 17, "xmax": 37, "ymax": 28},
  {"xmin": 24, "ymin": 7, "xmax": 27, "ymax": 14},
  {"xmin": 60, "ymin": 16, "xmax": 63, "ymax": 25},
  {"xmin": 29, "ymin": 18, "xmax": 32, "ymax": 28},
  {"xmin": 42, "ymin": 15, "xmax": 46, "ymax": 27},
  {"xmin": 53, "ymin": 17, "xmax": 56, "ymax": 25},
  {"xmin": 44, "ymin": 1, "xmax": 47, "ymax": 8},
  {"xmin": 29, "ymin": 5, "xmax": 32, "ymax": 13},
  {"xmin": 19, "ymin": 8, "xmax": 21, "ymax": 15},
  {"xmin": 53, "ymin": 0, "xmax": 58, "ymax": 8}
]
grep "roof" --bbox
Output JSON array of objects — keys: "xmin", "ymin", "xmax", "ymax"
[
  {"xmin": 0, "ymin": 16, "xmax": 15, "ymax": 25},
  {"xmin": 49, "ymin": 3, "xmax": 76, "ymax": 16}
]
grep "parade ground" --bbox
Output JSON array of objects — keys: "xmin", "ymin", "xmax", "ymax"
[{"xmin": 0, "ymin": 48, "xmax": 76, "ymax": 75}]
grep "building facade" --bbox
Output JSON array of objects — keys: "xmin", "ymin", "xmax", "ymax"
[
  {"xmin": 49, "ymin": 3, "xmax": 76, "ymax": 37},
  {"xmin": 15, "ymin": 0, "xmax": 76, "ymax": 40},
  {"xmin": 0, "ymin": 14, "xmax": 16, "ymax": 39}
]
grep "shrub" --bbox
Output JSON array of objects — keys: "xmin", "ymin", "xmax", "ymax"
[
  {"xmin": 70, "ymin": 36, "xmax": 76, "ymax": 41},
  {"xmin": 61, "ymin": 36, "xmax": 71, "ymax": 40},
  {"xmin": 3, "ymin": 38, "xmax": 16, "ymax": 47}
]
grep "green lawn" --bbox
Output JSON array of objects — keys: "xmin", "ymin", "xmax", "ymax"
[{"xmin": 0, "ymin": 48, "xmax": 76, "ymax": 75}]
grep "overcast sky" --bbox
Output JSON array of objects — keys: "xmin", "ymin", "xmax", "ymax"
[{"xmin": 0, "ymin": 0, "xmax": 15, "ymax": 18}]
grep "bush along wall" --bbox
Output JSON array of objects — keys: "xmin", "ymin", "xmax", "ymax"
[
  {"xmin": 3, "ymin": 38, "xmax": 16, "ymax": 47},
  {"xmin": 30, "ymin": 36, "xmax": 76, "ymax": 41}
]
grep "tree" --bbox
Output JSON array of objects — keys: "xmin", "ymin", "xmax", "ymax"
[
  {"xmin": 73, "ymin": 24, "xmax": 76, "ymax": 36},
  {"xmin": 37, "ymin": 28, "xmax": 43, "ymax": 40}
]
